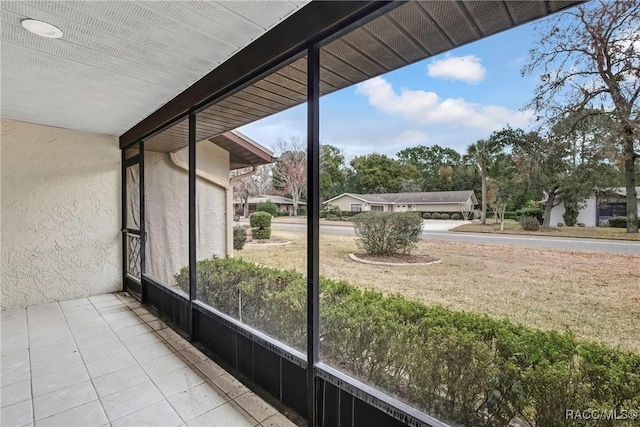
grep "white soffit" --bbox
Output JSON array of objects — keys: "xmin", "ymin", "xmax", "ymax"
[{"xmin": 0, "ymin": 0, "xmax": 309, "ymax": 136}]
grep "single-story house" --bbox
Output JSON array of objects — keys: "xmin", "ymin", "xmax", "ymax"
[
  {"xmin": 548, "ymin": 187, "xmax": 640, "ymax": 227},
  {"xmin": 235, "ymin": 195, "xmax": 306, "ymax": 216},
  {"xmin": 324, "ymin": 191, "xmax": 478, "ymax": 213}
]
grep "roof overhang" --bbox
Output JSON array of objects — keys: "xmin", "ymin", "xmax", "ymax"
[
  {"xmin": 121, "ymin": 0, "xmax": 584, "ymax": 152},
  {"xmin": 211, "ymin": 130, "xmax": 274, "ymax": 170}
]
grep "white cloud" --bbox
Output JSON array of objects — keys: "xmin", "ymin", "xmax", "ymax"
[
  {"xmin": 427, "ymin": 54, "xmax": 486, "ymax": 83},
  {"xmin": 355, "ymin": 77, "xmax": 534, "ymax": 132}
]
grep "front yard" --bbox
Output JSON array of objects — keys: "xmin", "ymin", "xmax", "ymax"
[
  {"xmin": 239, "ymin": 231, "xmax": 640, "ymax": 354},
  {"xmin": 453, "ymin": 219, "xmax": 640, "ymax": 240}
]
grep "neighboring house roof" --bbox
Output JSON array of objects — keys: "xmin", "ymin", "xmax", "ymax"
[
  {"xmin": 324, "ymin": 191, "xmax": 477, "ymax": 205},
  {"xmin": 544, "ymin": 187, "xmax": 640, "ymax": 204},
  {"xmin": 244, "ymin": 195, "xmax": 307, "ymax": 205},
  {"xmin": 608, "ymin": 187, "xmax": 640, "ymax": 198}
]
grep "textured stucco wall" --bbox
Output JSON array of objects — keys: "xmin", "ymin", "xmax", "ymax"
[
  {"xmin": 144, "ymin": 143, "xmax": 228, "ymax": 288},
  {"xmin": 1, "ymin": 119, "xmax": 121, "ymax": 310}
]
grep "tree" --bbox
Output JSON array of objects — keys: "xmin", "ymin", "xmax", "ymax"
[
  {"xmin": 232, "ymin": 164, "xmax": 272, "ymax": 218},
  {"xmin": 349, "ymin": 153, "xmax": 420, "ymax": 194},
  {"xmin": 524, "ymin": 0, "xmax": 639, "ymax": 232},
  {"xmin": 465, "ymin": 138, "xmax": 502, "ymax": 225},
  {"xmin": 397, "ymin": 145, "xmax": 463, "ymax": 191},
  {"xmin": 273, "ymin": 137, "xmax": 307, "ymax": 216},
  {"xmin": 320, "ymin": 144, "xmax": 347, "ymax": 201},
  {"xmin": 510, "ymin": 129, "xmax": 615, "ymax": 227}
]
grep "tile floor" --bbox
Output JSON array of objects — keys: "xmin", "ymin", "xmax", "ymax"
[{"xmin": 1, "ymin": 293, "xmax": 297, "ymax": 427}]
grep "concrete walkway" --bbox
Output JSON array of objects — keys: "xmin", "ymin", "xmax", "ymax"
[{"xmin": 1, "ymin": 293, "xmax": 295, "ymax": 427}]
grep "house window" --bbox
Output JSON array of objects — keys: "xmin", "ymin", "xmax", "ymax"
[
  {"xmin": 371, "ymin": 205, "xmax": 383, "ymax": 212},
  {"xmin": 351, "ymin": 204, "xmax": 363, "ymax": 212}
]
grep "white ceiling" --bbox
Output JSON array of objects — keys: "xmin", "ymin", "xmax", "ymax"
[{"xmin": 0, "ymin": 1, "xmax": 308, "ymax": 136}]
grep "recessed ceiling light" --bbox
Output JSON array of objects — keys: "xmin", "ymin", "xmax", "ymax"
[{"xmin": 21, "ymin": 19, "xmax": 63, "ymax": 39}]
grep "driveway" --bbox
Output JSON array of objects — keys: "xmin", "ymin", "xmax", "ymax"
[{"xmin": 422, "ymin": 220, "xmax": 471, "ymax": 231}]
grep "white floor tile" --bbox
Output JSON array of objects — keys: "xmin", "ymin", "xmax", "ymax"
[
  {"xmin": 30, "ymin": 352, "xmax": 83, "ymax": 378},
  {"xmin": 1, "ymin": 398, "xmax": 33, "ymax": 427},
  {"xmin": 167, "ymin": 381, "xmax": 229, "ymax": 421},
  {"xmin": 187, "ymin": 401, "xmax": 257, "ymax": 427},
  {"xmin": 101, "ymin": 380, "xmax": 164, "ymax": 421},
  {"xmin": 85, "ymin": 351, "xmax": 137, "ymax": 378},
  {"xmin": 0, "ymin": 361, "xmax": 30, "ymax": 386},
  {"xmin": 154, "ymin": 366, "xmax": 207, "ymax": 397},
  {"xmin": 111, "ymin": 400, "xmax": 183, "ymax": 427},
  {"xmin": 33, "ymin": 381, "xmax": 97, "ymax": 421},
  {"xmin": 140, "ymin": 352, "xmax": 191, "ymax": 379},
  {"xmin": 35, "ymin": 400, "xmax": 107, "ymax": 427},
  {"xmin": 92, "ymin": 365, "xmax": 149, "ymax": 398},
  {"xmin": 129, "ymin": 341, "xmax": 176, "ymax": 363},
  {"xmin": 1, "ymin": 379, "xmax": 32, "ymax": 407},
  {"xmin": 32, "ymin": 365, "xmax": 89, "ymax": 397}
]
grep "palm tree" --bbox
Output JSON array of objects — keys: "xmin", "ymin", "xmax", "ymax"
[{"xmin": 466, "ymin": 139, "xmax": 501, "ymax": 225}]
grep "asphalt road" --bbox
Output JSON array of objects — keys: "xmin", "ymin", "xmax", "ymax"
[{"xmin": 269, "ymin": 223, "xmax": 640, "ymax": 255}]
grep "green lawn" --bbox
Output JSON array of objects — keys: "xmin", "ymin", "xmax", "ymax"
[{"xmin": 453, "ymin": 219, "xmax": 640, "ymax": 240}]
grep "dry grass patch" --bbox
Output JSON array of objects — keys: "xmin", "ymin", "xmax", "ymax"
[
  {"xmin": 454, "ymin": 220, "xmax": 640, "ymax": 240},
  {"xmin": 239, "ymin": 231, "xmax": 640, "ymax": 353}
]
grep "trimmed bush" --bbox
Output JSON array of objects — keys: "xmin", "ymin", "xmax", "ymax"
[
  {"xmin": 251, "ymin": 228, "xmax": 271, "ymax": 240},
  {"xmin": 422, "ymin": 212, "xmax": 431, "ymax": 219},
  {"xmin": 257, "ymin": 201, "xmax": 277, "ymax": 217},
  {"xmin": 176, "ymin": 258, "xmax": 640, "ymax": 427},
  {"xmin": 431, "ymin": 212, "xmax": 441, "ymax": 219},
  {"xmin": 504, "ymin": 211, "xmax": 517, "ymax": 220},
  {"xmin": 325, "ymin": 214, "xmax": 340, "ymax": 221},
  {"xmin": 440, "ymin": 213, "xmax": 450, "ymax": 220},
  {"xmin": 249, "ymin": 211, "xmax": 271, "ymax": 229},
  {"xmin": 276, "ymin": 211, "xmax": 291, "ymax": 217},
  {"xmin": 516, "ymin": 205, "xmax": 543, "ymax": 223},
  {"xmin": 609, "ymin": 216, "xmax": 640, "ymax": 228},
  {"xmin": 451, "ymin": 213, "xmax": 461, "ymax": 220},
  {"xmin": 250, "ymin": 211, "xmax": 271, "ymax": 240},
  {"xmin": 352, "ymin": 212, "xmax": 423, "ymax": 256},
  {"xmin": 520, "ymin": 215, "xmax": 541, "ymax": 231},
  {"xmin": 233, "ymin": 226, "xmax": 247, "ymax": 250}
]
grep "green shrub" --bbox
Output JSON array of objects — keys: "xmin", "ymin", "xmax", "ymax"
[
  {"xmin": 352, "ymin": 212, "xmax": 423, "ymax": 256},
  {"xmin": 251, "ymin": 228, "xmax": 271, "ymax": 240},
  {"xmin": 609, "ymin": 216, "xmax": 640, "ymax": 228},
  {"xmin": 516, "ymin": 203, "xmax": 543, "ymax": 223},
  {"xmin": 325, "ymin": 214, "xmax": 340, "ymax": 221},
  {"xmin": 298, "ymin": 208, "xmax": 307, "ymax": 216},
  {"xmin": 431, "ymin": 212, "xmax": 441, "ymax": 219},
  {"xmin": 422, "ymin": 212, "xmax": 431, "ymax": 219},
  {"xmin": 257, "ymin": 201, "xmax": 277, "ymax": 217},
  {"xmin": 233, "ymin": 226, "xmax": 247, "ymax": 250},
  {"xmin": 504, "ymin": 211, "xmax": 517, "ymax": 220},
  {"xmin": 276, "ymin": 211, "xmax": 291, "ymax": 217},
  {"xmin": 451, "ymin": 213, "xmax": 461, "ymax": 220},
  {"xmin": 176, "ymin": 259, "xmax": 640, "ymax": 427},
  {"xmin": 520, "ymin": 215, "xmax": 541, "ymax": 231},
  {"xmin": 440, "ymin": 213, "xmax": 450, "ymax": 220},
  {"xmin": 249, "ymin": 211, "xmax": 271, "ymax": 229}
]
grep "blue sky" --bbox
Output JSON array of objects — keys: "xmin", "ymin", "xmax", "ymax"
[{"xmin": 239, "ymin": 18, "xmax": 546, "ymax": 159}]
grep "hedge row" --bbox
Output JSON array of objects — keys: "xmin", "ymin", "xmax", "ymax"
[
  {"xmin": 176, "ymin": 258, "xmax": 640, "ymax": 427},
  {"xmin": 608, "ymin": 216, "xmax": 640, "ymax": 228}
]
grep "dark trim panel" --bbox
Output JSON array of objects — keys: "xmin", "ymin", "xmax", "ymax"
[
  {"xmin": 306, "ymin": 43, "xmax": 321, "ymax": 426},
  {"xmin": 119, "ymin": 1, "xmax": 395, "ymax": 147}
]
